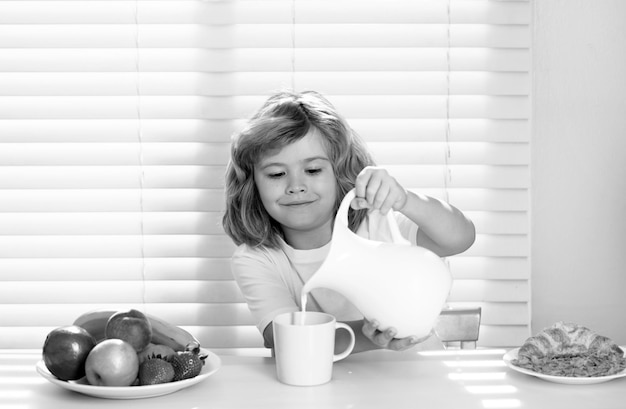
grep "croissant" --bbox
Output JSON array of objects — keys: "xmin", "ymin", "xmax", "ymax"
[{"xmin": 518, "ymin": 321, "xmax": 623, "ymax": 358}]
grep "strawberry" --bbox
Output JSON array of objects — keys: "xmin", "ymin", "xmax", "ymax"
[
  {"xmin": 138, "ymin": 355, "xmax": 175, "ymax": 385},
  {"xmin": 169, "ymin": 350, "xmax": 206, "ymax": 381}
]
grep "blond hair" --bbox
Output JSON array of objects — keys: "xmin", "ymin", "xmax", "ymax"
[{"xmin": 222, "ymin": 90, "xmax": 374, "ymax": 248}]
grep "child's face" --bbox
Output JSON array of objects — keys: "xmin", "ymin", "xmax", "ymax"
[{"xmin": 253, "ymin": 129, "xmax": 338, "ymax": 247}]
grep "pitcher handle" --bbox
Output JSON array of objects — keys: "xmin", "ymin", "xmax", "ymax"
[{"xmin": 337, "ymin": 189, "xmax": 409, "ymax": 245}]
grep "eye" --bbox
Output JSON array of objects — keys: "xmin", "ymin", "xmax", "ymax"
[
  {"xmin": 306, "ymin": 168, "xmax": 322, "ymax": 175},
  {"xmin": 267, "ymin": 171, "xmax": 285, "ymax": 179}
]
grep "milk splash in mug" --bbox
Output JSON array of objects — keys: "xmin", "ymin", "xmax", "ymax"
[{"xmin": 299, "ymin": 292, "xmax": 308, "ymax": 325}]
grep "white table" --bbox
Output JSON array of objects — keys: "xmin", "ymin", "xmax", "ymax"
[{"xmin": 2, "ymin": 348, "xmax": 625, "ymax": 408}]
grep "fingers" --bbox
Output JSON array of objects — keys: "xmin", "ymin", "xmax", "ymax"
[
  {"xmin": 388, "ymin": 331, "xmax": 433, "ymax": 351},
  {"xmin": 350, "ymin": 197, "xmax": 370, "ymax": 210},
  {"xmin": 355, "ymin": 168, "xmax": 384, "ymax": 207},
  {"xmin": 362, "ymin": 319, "xmax": 390, "ymax": 347},
  {"xmin": 361, "ymin": 318, "xmax": 379, "ymax": 339},
  {"xmin": 362, "ymin": 319, "xmax": 398, "ymax": 348},
  {"xmin": 354, "ymin": 167, "xmax": 406, "ymax": 214},
  {"xmin": 362, "ymin": 319, "xmax": 428, "ymax": 351},
  {"xmin": 388, "ymin": 336, "xmax": 422, "ymax": 351},
  {"xmin": 350, "ymin": 190, "xmax": 395, "ymax": 214},
  {"xmin": 375, "ymin": 327, "xmax": 397, "ymax": 347},
  {"xmin": 354, "ymin": 168, "xmax": 373, "ymax": 200}
]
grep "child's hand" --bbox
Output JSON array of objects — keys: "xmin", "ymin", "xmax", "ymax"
[
  {"xmin": 351, "ymin": 166, "xmax": 408, "ymax": 214},
  {"xmin": 362, "ymin": 319, "xmax": 428, "ymax": 351}
]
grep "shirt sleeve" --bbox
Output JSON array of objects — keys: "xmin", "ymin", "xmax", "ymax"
[{"xmin": 230, "ymin": 245, "xmax": 300, "ymax": 335}]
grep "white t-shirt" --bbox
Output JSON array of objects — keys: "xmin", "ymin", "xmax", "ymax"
[{"xmin": 231, "ymin": 210, "xmax": 419, "ymax": 334}]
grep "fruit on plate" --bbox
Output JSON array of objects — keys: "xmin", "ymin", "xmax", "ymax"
[
  {"xmin": 105, "ymin": 309, "xmax": 153, "ymax": 352},
  {"xmin": 73, "ymin": 308, "xmax": 201, "ymax": 352},
  {"xmin": 138, "ymin": 355, "xmax": 176, "ymax": 385},
  {"xmin": 170, "ymin": 350, "xmax": 206, "ymax": 381},
  {"xmin": 42, "ymin": 325, "xmax": 96, "ymax": 381},
  {"xmin": 72, "ymin": 310, "xmax": 109, "ymax": 341},
  {"xmin": 84, "ymin": 339, "xmax": 139, "ymax": 386},
  {"xmin": 138, "ymin": 343, "xmax": 177, "ymax": 364}
]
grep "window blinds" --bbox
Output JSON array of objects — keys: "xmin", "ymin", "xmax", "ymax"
[{"xmin": 0, "ymin": 0, "xmax": 530, "ymax": 351}]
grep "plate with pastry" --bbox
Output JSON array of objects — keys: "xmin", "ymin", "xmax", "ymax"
[{"xmin": 503, "ymin": 321, "xmax": 626, "ymax": 384}]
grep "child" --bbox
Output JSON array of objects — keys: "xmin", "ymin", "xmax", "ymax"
[{"xmin": 222, "ymin": 90, "xmax": 475, "ymax": 353}]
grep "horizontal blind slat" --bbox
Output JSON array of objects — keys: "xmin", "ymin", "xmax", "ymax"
[
  {"xmin": 372, "ymin": 142, "xmax": 530, "ymax": 166},
  {"xmin": 0, "ymin": 188, "xmax": 528, "ymax": 212},
  {"xmin": 0, "ymin": 281, "xmax": 245, "ymax": 304},
  {"xmin": 0, "ymin": 235, "xmax": 237, "ymax": 258},
  {"xmin": 0, "ymin": 165, "xmax": 529, "ymax": 189},
  {"xmin": 353, "ymin": 119, "xmax": 530, "ymax": 142},
  {"xmin": 0, "ymin": 166, "xmax": 227, "ymax": 189},
  {"xmin": 465, "ymin": 211, "xmax": 528, "ymax": 234},
  {"xmin": 0, "ymin": 234, "xmax": 526, "ymax": 258},
  {"xmin": 0, "ymin": 303, "xmax": 254, "ymax": 327},
  {"xmin": 0, "ymin": 95, "xmax": 530, "ymax": 119},
  {"xmin": 0, "ymin": 212, "xmax": 226, "ymax": 235},
  {"xmin": 461, "ymin": 235, "xmax": 528, "ymax": 257},
  {"xmin": 0, "ymin": 48, "xmax": 531, "ymax": 72},
  {"xmin": 0, "ymin": 1, "xmax": 530, "ymax": 25},
  {"xmin": 0, "ymin": 258, "xmax": 234, "ymax": 281},
  {"xmin": 0, "ymin": 119, "xmax": 243, "ymax": 142},
  {"xmin": 0, "ymin": 24, "xmax": 529, "ymax": 48},
  {"xmin": 0, "ymin": 142, "xmax": 528, "ymax": 166},
  {"xmin": 0, "ymin": 143, "xmax": 230, "ymax": 166},
  {"xmin": 0, "ymin": 72, "xmax": 530, "ymax": 96},
  {"xmin": 391, "ymin": 165, "xmax": 530, "ymax": 189},
  {"xmin": 0, "ymin": 211, "xmax": 528, "ymax": 235},
  {"xmin": 0, "ymin": 119, "xmax": 529, "ymax": 143},
  {"xmin": 0, "ymin": 189, "xmax": 225, "ymax": 212},
  {"xmin": 448, "ymin": 257, "xmax": 529, "ymax": 280},
  {"xmin": 448, "ymin": 280, "xmax": 529, "ymax": 302},
  {"xmin": 445, "ymin": 188, "xmax": 528, "ymax": 211},
  {"xmin": 0, "ymin": 256, "xmax": 530, "ymax": 282}
]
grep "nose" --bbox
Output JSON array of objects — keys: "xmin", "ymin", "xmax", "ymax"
[{"xmin": 286, "ymin": 176, "xmax": 306, "ymax": 194}]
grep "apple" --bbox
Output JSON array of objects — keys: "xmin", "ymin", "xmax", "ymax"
[
  {"xmin": 105, "ymin": 309, "xmax": 152, "ymax": 352},
  {"xmin": 42, "ymin": 325, "xmax": 96, "ymax": 381},
  {"xmin": 84, "ymin": 339, "xmax": 139, "ymax": 386}
]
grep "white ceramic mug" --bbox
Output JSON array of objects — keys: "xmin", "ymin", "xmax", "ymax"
[{"xmin": 272, "ymin": 311, "xmax": 355, "ymax": 386}]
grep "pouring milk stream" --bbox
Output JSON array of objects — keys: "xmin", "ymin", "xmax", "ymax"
[{"xmin": 300, "ymin": 189, "xmax": 452, "ymax": 338}]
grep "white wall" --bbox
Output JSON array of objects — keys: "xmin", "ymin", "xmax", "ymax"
[{"xmin": 532, "ymin": 1, "xmax": 626, "ymax": 342}]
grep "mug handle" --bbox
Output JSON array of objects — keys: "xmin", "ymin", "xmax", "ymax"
[{"xmin": 333, "ymin": 322, "xmax": 355, "ymax": 362}]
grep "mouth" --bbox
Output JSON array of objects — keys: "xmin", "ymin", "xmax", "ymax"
[{"xmin": 282, "ymin": 200, "xmax": 314, "ymax": 208}]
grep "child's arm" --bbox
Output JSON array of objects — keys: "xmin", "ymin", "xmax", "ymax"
[
  {"xmin": 352, "ymin": 166, "xmax": 475, "ymax": 257},
  {"xmin": 401, "ymin": 191, "xmax": 475, "ymax": 257}
]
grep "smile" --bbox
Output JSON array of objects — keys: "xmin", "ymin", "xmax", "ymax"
[{"xmin": 282, "ymin": 200, "xmax": 314, "ymax": 207}]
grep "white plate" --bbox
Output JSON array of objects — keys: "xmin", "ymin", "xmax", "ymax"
[
  {"xmin": 503, "ymin": 347, "xmax": 626, "ymax": 385},
  {"xmin": 36, "ymin": 348, "xmax": 221, "ymax": 399}
]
